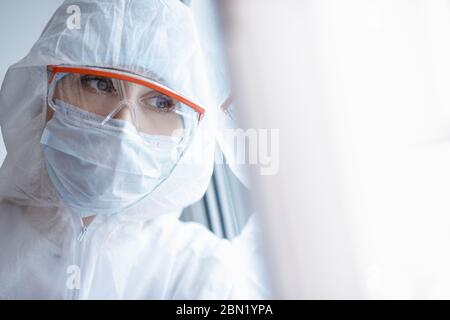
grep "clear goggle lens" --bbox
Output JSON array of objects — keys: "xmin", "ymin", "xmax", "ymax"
[{"xmin": 47, "ymin": 66, "xmax": 205, "ymax": 140}]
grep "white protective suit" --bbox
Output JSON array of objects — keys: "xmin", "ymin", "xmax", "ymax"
[{"xmin": 0, "ymin": 0, "xmax": 270, "ymax": 299}]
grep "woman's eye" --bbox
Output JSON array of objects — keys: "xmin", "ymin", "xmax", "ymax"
[
  {"xmin": 144, "ymin": 95, "xmax": 176, "ymax": 112},
  {"xmin": 81, "ymin": 76, "xmax": 118, "ymax": 95}
]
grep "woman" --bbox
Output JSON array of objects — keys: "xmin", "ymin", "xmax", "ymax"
[{"xmin": 0, "ymin": 0, "xmax": 269, "ymax": 299}]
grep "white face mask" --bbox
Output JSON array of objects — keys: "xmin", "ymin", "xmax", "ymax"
[{"xmin": 40, "ymin": 101, "xmax": 182, "ymax": 217}]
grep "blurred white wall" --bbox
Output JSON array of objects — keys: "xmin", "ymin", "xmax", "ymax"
[
  {"xmin": 224, "ymin": 0, "xmax": 450, "ymax": 299},
  {"xmin": 0, "ymin": 0, "xmax": 64, "ymax": 166}
]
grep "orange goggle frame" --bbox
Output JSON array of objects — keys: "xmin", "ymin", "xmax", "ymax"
[{"xmin": 47, "ymin": 65, "xmax": 205, "ymax": 122}]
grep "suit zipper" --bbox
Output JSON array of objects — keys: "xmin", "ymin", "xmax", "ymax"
[{"xmin": 69, "ymin": 219, "xmax": 89, "ymax": 300}]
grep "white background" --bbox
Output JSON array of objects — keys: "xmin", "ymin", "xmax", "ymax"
[{"xmin": 226, "ymin": 0, "xmax": 450, "ymax": 298}]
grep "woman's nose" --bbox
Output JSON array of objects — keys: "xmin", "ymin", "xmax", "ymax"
[
  {"xmin": 112, "ymin": 84, "xmax": 140, "ymax": 122},
  {"xmin": 113, "ymin": 104, "xmax": 134, "ymax": 122}
]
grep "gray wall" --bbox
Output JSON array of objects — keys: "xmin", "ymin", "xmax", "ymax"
[{"xmin": 0, "ymin": 0, "xmax": 64, "ymax": 166}]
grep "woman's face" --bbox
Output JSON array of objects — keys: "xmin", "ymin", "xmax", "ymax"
[
  {"xmin": 45, "ymin": 73, "xmax": 188, "ymax": 225},
  {"xmin": 47, "ymin": 73, "xmax": 184, "ymax": 138}
]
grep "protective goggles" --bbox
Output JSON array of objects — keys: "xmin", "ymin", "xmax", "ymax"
[{"xmin": 47, "ymin": 65, "xmax": 205, "ymax": 138}]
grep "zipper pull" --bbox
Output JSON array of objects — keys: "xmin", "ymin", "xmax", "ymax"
[{"xmin": 77, "ymin": 226, "xmax": 88, "ymax": 242}]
